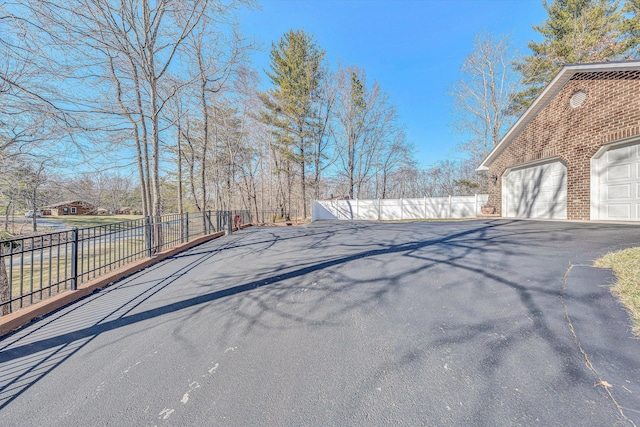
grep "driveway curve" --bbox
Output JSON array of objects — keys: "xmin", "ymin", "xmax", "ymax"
[{"xmin": 1, "ymin": 219, "xmax": 639, "ymax": 426}]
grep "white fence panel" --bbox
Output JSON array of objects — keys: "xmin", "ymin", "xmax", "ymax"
[
  {"xmin": 425, "ymin": 197, "xmax": 448, "ymax": 218},
  {"xmin": 451, "ymin": 196, "xmax": 475, "ymax": 218},
  {"xmin": 403, "ymin": 198, "xmax": 424, "ymax": 219},
  {"xmin": 312, "ymin": 201, "xmax": 339, "ymax": 220},
  {"xmin": 358, "ymin": 200, "xmax": 379, "ymax": 220},
  {"xmin": 380, "ymin": 199, "xmax": 399, "ymax": 220},
  {"xmin": 312, "ymin": 195, "xmax": 489, "ymax": 222},
  {"xmin": 333, "ymin": 200, "xmax": 354, "ymax": 220}
]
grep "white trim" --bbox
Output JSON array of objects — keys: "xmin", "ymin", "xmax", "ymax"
[
  {"xmin": 503, "ymin": 155, "xmax": 564, "ymax": 173},
  {"xmin": 592, "ymin": 135, "xmax": 640, "ymax": 160},
  {"xmin": 591, "ymin": 156, "xmax": 600, "ymax": 221},
  {"xmin": 478, "ymin": 61, "xmax": 640, "ymax": 171}
]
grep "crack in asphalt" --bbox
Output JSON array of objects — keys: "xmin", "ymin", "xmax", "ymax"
[{"xmin": 560, "ymin": 263, "xmax": 637, "ymax": 427}]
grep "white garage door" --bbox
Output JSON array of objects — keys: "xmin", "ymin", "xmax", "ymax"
[
  {"xmin": 503, "ymin": 161, "xmax": 567, "ymax": 219},
  {"xmin": 594, "ymin": 142, "xmax": 640, "ymax": 221}
]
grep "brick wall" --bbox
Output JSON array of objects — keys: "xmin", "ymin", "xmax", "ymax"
[{"xmin": 487, "ymin": 72, "xmax": 640, "ymax": 220}]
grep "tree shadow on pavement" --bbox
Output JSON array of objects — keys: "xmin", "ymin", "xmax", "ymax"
[{"xmin": 0, "ymin": 219, "xmax": 638, "ymax": 422}]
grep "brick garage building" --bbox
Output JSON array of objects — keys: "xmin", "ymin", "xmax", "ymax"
[
  {"xmin": 43, "ymin": 200, "xmax": 96, "ymax": 216},
  {"xmin": 478, "ymin": 61, "xmax": 640, "ymax": 221}
]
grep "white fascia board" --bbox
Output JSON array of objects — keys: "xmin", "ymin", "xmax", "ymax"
[{"xmin": 476, "ymin": 60, "xmax": 640, "ymax": 172}]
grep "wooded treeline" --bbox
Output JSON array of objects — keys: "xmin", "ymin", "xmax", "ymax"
[{"xmin": 1, "ymin": 0, "xmax": 639, "ymax": 226}]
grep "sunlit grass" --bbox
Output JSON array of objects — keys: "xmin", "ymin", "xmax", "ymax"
[
  {"xmin": 595, "ymin": 247, "xmax": 640, "ymax": 336},
  {"xmin": 44, "ymin": 215, "xmax": 142, "ymax": 228},
  {"xmin": 2, "ymin": 216, "xmax": 200, "ymax": 313},
  {"xmin": 4, "ymin": 238, "xmax": 146, "ymax": 311}
]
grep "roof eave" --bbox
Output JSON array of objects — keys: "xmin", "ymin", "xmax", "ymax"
[{"xmin": 477, "ymin": 60, "xmax": 640, "ymax": 170}]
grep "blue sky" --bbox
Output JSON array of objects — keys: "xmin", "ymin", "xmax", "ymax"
[{"xmin": 238, "ymin": 0, "xmax": 548, "ymax": 168}]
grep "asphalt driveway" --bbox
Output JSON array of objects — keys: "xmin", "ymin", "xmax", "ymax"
[{"xmin": 1, "ymin": 219, "xmax": 639, "ymax": 426}]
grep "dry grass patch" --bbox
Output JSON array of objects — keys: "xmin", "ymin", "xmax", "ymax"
[{"xmin": 595, "ymin": 247, "xmax": 640, "ymax": 336}]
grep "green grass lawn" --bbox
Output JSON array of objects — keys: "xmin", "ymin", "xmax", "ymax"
[
  {"xmin": 44, "ymin": 215, "xmax": 143, "ymax": 228},
  {"xmin": 3, "ymin": 236, "xmax": 146, "ymax": 312},
  {"xmin": 595, "ymin": 247, "xmax": 640, "ymax": 336}
]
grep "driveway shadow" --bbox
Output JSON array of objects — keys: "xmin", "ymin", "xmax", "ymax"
[{"xmin": 1, "ymin": 220, "xmax": 639, "ymax": 423}]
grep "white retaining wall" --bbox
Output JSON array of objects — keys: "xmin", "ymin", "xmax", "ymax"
[{"xmin": 311, "ymin": 195, "xmax": 489, "ymax": 221}]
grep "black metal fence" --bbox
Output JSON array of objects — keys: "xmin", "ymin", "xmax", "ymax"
[{"xmin": 0, "ymin": 210, "xmax": 259, "ymax": 315}]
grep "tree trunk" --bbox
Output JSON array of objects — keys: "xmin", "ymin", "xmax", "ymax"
[
  {"xmin": 31, "ymin": 188, "xmax": 37, "ymax": 232},
  {"xmin": 198, "ymin": 51, "xmax": 209, "ymax": 233},
  {"xmin": 0, "ymin": 244, "xmax": 10, "ymax": 316},
  {"xmin": 348, "ymin": 131, "xmax": 355, "ymax": 199},
  {"xmin": 148, "ymin": 76, "xmax": 163, "ymax": 250},
  {"xmin": 177, "ymin": 123, "xmax": 184, "ymax": 215},
  {"xmin": 3, "ymin": 202, "xmax": 12, "ymax": 232},
  {"xmin": 299, "ymin": 134, "xmax": 307, "ymax": 219}
]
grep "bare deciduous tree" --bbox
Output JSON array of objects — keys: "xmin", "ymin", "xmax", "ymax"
[
  {"xmin": 335, "ymin": 66, "xmax": 398, "ymax": 199},
  {"xmin": 451, "ymin": 32, "xmax": 519, "ymax": 164}
]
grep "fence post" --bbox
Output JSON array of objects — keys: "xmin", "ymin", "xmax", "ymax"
[
  {"xmin": 70, "ymin": 228, "xmax": 78, "ymax": 291},
  {"xmin": 185, "ymin": 212, "xmax": 190, "ymax": 242},
  {"xmin": 448, "ymin": 195, "xmax": 452, "ymax": 218},
  {"xmin": 400, "ymin": 198, "xmax": 404, "ymax": 220},
  {"xmin": 424, "ymin": 197, "xmax": 427, "ymax": 219},
  {"xmin": 225, "ymin": 211, "xmax": 233, "ymax": 235},
  {"xmin": 145, "ymin": 216, "xmax": 152, "ymax": 258},
  {"xmin": 180, "ymin": 214, "xmax": 185, "ymax": 244},
  {"xmin": 475, "ymin": 194, "xmax": 479, "ymax": 217},
  {"xmin": 378, "ymin": 199, "xmax": 381, "ymax": 221}
]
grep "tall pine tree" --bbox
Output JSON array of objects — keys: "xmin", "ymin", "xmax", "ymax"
[
  {"xmin": 259, "ymin": 29, "xmax": 325, "ymax": 219},
  {"xmin": 513, "ymin": 0, "xmax": 629, "ymax": 113},
  {"xmin": 622, "ymin": 0, "xmax": 640, "ymax": 57}
]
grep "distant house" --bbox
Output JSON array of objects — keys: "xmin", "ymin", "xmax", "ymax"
[{"xmin": 43, "ymin": 200, "xmax": 96, "ymax": 216}]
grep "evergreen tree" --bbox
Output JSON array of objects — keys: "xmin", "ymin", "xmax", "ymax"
[
  {"xmin": 513, "ymin": 0, "xmax": 628, "ymax": 113},
  {"xmin": 259, "ymin": 29, "xmax": 325, "ymax": 219},
  {"xmin": 622, "ymin": 0, "xmax": 640, "ymax": 57}
]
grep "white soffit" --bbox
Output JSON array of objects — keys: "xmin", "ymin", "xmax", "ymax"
[{"xmin": 477, "ymin": 61, "xmax": 640, "ymax": 172}]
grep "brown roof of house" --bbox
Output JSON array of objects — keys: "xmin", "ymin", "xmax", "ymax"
[{"xmin": 43, "ymin": 200, "xmax": 95, "ymax": 208}]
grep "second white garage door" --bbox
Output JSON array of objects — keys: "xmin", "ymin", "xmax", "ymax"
[
  {"xmin": 592, "ymin": 142, "xmax": 640, "ymax": 221},
  {"xmin": 503, "ymin": 160, "xmax": 567, "ymax": 219}
]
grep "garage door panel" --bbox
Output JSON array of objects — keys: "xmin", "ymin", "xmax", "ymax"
[
  {"xmin": 607, "ymin": 204, "xmax": 631, "ymax": 219},
  {"xmin": 607, "ymin": 164, "xmax": 631, "ymax": 180},
  {"xmin": 536, "ymin": 191, "xmax": 551, "ymax": 203},
  {"xmin": 503, "ymin": 161, "xmax": 567, "ymax": 219},
  {"xmin": 607, "ymin": 184, "xmax": 631, "ymax": 200}
]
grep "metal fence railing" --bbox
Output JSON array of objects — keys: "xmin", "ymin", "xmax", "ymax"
[{"xmin": 0, "ymin": 210, "xmax": 253, "ymax": 316}]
